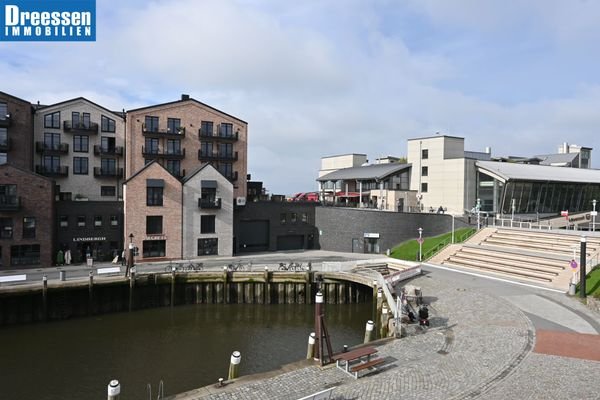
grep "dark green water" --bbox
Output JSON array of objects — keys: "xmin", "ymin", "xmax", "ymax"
[{"xmin": 0, "ymin": 302, "xmax": 372, "ymax": 399}]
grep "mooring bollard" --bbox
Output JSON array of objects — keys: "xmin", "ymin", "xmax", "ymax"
[
  {"xmin": 107, "ymin": 379, "xmax": 120, "ymax": 400},
  {"xmin": 364, "ymin": 320, "xmax": 375, "ymax": 343},
  {"xmin": 42, "ymin": 275, "xmax": 48, "ymax": 320},
  {"xmin": 171, "ymin": 267, "xmax": 176, "ymax": 306},
  {"xmin": 306, "ymin": 332, "xmax": 316, "ymax": 359},
  {"xmin": 59, "ymin": 270, "xmax": 66, "ymax": 281},
  {"xmin": 381, "ymin": 303, "xmax": 389, "ymax": 338},
  {"xmin": 228, "ymin": 351, "xmax": 241, "ymax": 380},
  {"xmin": 314, "ymin": 291, "xmax": 324, "ymax": 360}
]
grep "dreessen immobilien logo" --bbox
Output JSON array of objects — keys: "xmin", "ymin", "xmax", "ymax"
[{"xmin": 0, "ymin": 0, "xmax": 95, "ymax": 41}]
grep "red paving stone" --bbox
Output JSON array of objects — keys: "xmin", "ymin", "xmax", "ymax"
[{"xmin": 534, "ymin": 330, "xmax": 600, "ymax": 361}]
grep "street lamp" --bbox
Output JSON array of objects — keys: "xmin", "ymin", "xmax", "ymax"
[
  {"xmin": 417, "ymin": 227, "xmax": 423, "ymax": 261},
  {"xmin": 476, "ymin": 198, "xmax": 481, "ymax": 230},
  {"xmin": 511, "ymin": 198, "xmax": 515, "ymax": 222},
  {"xmin": 592, "ymin": 199, "xmax": 597, "ymax": 232},
  {"xmin": 126, "ymin": 233, "xmax": 134, "ymax": 277}
]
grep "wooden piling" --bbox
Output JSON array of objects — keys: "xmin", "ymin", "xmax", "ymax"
[
  {"xmin": 170, "ymin": 269, "xmax": 176, "ymax": 306},
  {"xmin": 286, "ymin": 283, "xmax": 295, "ymax": 304},
  {"xmin": 380, "ymin": 303, "xmax": 389, "ymax": 338},
  {"xmin": 88, "ymin": 271, "xmax": 93, "ymax": 314},
  {"xmin": 215, "ymin": 283, "xmax": 224, "ymax": 304},
  {"xmin": 128, "ymin": 270, "xmax": 135, "ymax": 312},
  {"xmin": 42, "ymin": 275, "xmax": 48, "ymax": 321},
  {"xmin": 338, "ymin": 282, "xmax": 346, "ymax": 304},
  {"xmin": 277, "ymin": 283, "xmax": 285, "ymax": 304},
  {"xmin": 264, "ymin": 267, "xmax": 271, "ymax": 304},
  {"xmin": 222, "ymin": 267, "xmax": 229, "ymax": 304},
  {"xmin": 327, "ymin": 283, "xmax": 336, "ymax": 304},
  {"xmin": 206, "ymin": 283, "xmax": 214, "ymax": 304},
  {"xmin": 236, "ymin": 283, "xmax": 243, "ymax": 304}
]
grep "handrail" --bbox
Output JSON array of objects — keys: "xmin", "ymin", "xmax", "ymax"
[{"xmin": 421, "ymin": 228, "xmax": 477, "ymax": 261}]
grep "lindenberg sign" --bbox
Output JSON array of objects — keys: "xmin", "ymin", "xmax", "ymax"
[{"xmin": 1, "ymin": 0, "xmax": 95, "ymax": 41}]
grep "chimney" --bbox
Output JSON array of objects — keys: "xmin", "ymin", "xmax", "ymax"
[{"xmin": 181, "ymin": 94, "xmax": 190, "ymax": 101}]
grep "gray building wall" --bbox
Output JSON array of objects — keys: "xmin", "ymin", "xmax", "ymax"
[{"xmin": 315, "ymin": 207, "xmax": 470, "ymax": 254}]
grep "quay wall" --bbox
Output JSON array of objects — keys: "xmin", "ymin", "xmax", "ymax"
[{"xmin": 0, "ymin": 271, "xmax": 373, "ymax": 326}]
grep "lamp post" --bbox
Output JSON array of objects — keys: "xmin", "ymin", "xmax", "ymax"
[
  {"xmin": 126, "ymin": 233, "xmax": 134, "ymax": 277},
  {"xmin": 511, "ymin": 198, "xmax": 515, "ymax": 222},
  {"xmin": 592, "ymin": 199, "xmax": 597, "ymax": 232},
  {"xmin": 417, "ymin": 227, "xmax": 423, "ymax": 261},
  {"xmin": 476, "ymin": 198, "xmax": 481, "ymax": 230},
  {"xmin": 580, "ymin": 236, "xmax": 587, "ymax": 299}
]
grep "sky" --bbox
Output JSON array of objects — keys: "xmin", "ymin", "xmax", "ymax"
[{"xmin": 2, "ymin": 0, "xmax": 600, "ymax": 194}]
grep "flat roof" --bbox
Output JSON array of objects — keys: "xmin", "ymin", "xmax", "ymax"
[
  {"xmin": 477, "ymin": 160, "xmax": 600, "ymax": 184},
  {"xmin": 321, "ymin": 153, "xmax": 367, "ymax": 159},
  {"xmin": 317, "ymin": 163, "xmax": 411, "ymax": 181},
  {"xmin": 407, "ymin": 134, "xmax": 464, "ymax": 141}
]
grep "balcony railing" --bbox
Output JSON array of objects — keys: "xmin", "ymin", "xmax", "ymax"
[
  {"xmin": 142, "ymin": 146, "xmax": 186, "ymax": 159},
  {"xmin": 198, "ymin": 150, "xmax": 238, "ymax": 162},
  {"xmin": 0, "ymin": 195, "xmax": 20, "ymax": 211},
  {"xmin": 0, "ymin": 137, "xmax": 10, "ymax": 152},
  {"xmin": 94, "ymin": 167, "xmax": 124, "ymax": 178},
  {"xmin": 35, "ymin": 165, "xmax": 69, "ymax": 176},
  {"xmin": 35, "ymin": 142, "xmax": 69, "ymax": 154},
  {"xmin": 170, "ymin": 169, "xmax": 186, "ymax": 180},
  {"xmin": 94, "ymin": 145, "xmax": 124, "ymax": 156},
  {"xmin": 198, "ymin": 130, "xmax": 239, "ymax": 142},
  {"xmin": 142, "ymin": 123, "xmax": 186, "ymax": 137},
  {"xmin": 198, "ymin": 198, "xmax": 222, "ymax": 209},
  {"xmin": 63, "ymin": 120, "xmax": 99, "ymax": 134},
  {"xmin": 0, "ymin": 113, "xmax": 11, "ymax": 128}
]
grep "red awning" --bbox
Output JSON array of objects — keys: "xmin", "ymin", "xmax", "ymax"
[{"xmin": 335, "ymin": 191, "xmax": 361, "ymax": 198}]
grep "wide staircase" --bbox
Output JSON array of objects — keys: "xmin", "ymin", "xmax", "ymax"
[{"xmin": 428, "ymin": 227, "xmax": 600, "ymax": 291}]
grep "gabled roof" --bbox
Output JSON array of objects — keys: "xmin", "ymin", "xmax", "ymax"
[
  {"xmin": 34, "ymin": 97, "xmax": 124, "ymax": 119},
  {"xmin": 0, "ymin": 90, "xmax": 34, "ymax": 106},
  {"xmin": 127, "ymin": 97, "xmax": 247, "ymax": 124},
  {"xmin": 0, "ymin": 162, "xmax": 54, "ymax": 182},
  {"xmin": 182, "ymin": 163, "xmax": 233, "ymax": 185},
  {"xmin": 123, "ymin": 160, "xmax": 181, "ymax": 185},
  {"xmin": 317, "ymin": 163, "xmax": 411, "ymax": 181},
  {"xmin": 476, "ymin": 160, "xmax": 600, "ymax": 184}
]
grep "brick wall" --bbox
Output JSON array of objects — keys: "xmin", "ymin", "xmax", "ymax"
[{"xmin": 0, "ymin": 92, "xmax": 34, "ymax": 171}]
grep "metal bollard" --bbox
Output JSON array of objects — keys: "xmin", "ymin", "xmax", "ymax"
[
  {"xmin": 59, "ymin": 270, "xmax": 66, "ymax": 281},
  {"xmin": 306, "ymin": 332, "xmax": 316, "ymax": 359},
  {"xmin": 228, "ymin": 351, "xmax": 241, "ymax": 380},
  {"xmin": 107, "ymin": 379, "xmax": 120, "ymax": 400},
  {"xmin": 364, "ymin": 320, "xmax": 375, "ymax": 343}
]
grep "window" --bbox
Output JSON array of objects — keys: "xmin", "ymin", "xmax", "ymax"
[
  {"xmin": 291, "ymin": 213, "xmax": 297, "ymax": 223},
  {"xmin": 75, "ymin": 112, "xmax": 91, "ymax": 128},
  {"xmin": 0, "ymin": 128, "xmax": 6, "ymax": 149},
  {"xmin": 219, "ymin": 123, "xmax": 233, "ymax": 137},
  {"xmin": 0, "ymin": 184, "xmax": 17, "ymax": 206},
  {"xmin": 201, "ymin": 187, "xmax": 216, "ymax": 202},
  {"xmin": 146, "ymin": 216, "xmax": 163, "ymax": 234},
  {"xmin": 43, "ymin": 155, "xmax": 60, "ymax": 172},
  {"xmin": 200, "ymin": 141, "xmax": 213, "ymax": 157},
  {"xmin": 43, "ymin": 132, "xmax": 61, "ymax": 150},
  {"xmin": 11, "ymin": 244, "xmax": 40, "ymax": 265},
  {"xmin": 77, "ymin": 216, "xmax": 86, "ymax": 227},
  {"xmin": 94, "ymin": 216, "xmax": 102, "ymax": 227},
  {"xmin": 143, "ymin": 240, "xmax": 165, "ymax": 258},
  {"xmin": 280, "ymin": 213, "xmax": 286, "ymax": 224},
  {"xmin": 101, "ymin": 186, "xmax": 116, "ymax": 197},
  {"xmin": 59, "ymin": 215, "xmax": 68, "ymax": 228},
  {"xmin": 144, "ymin": 138, "xmax": 159, "ymax": 154},
  {"xmin": 198, "ymin": 238, "xmax": 218, "ymax": 256},
  {"xmin": 422, "ymin": 166, "xmax": 428, "ymax": 177},
  {"xmin": 0, "ymin": 218, "xmax": 13, "ymax": 239},
  {"xmin": 72, "ymin": 111, "xmax": 80, "ymax": 126},
  {"xmin": 219, "ymin": 143, "xmax": 233, "ymax": 158},
  {"xmin": 22, "ymin": 217, "xmax": 35, "ymax": 238},
  {"xmin": 421, "ymin": 183, "xmax": 428, "ymax": 193},
  {"xmin": 59, "ymin": 192, "xmax": 72, "ymax": 201},
  {"xmin": 166, "ymin": 160, "xmax": 181, "ymax": 177},
  {"xmin": 101, "ymin": 136, "xmax": 116, "ymax": 152},
  {"xmin": 166, "ymin": 139, "xmax": 181, "ymax": 155},
  {"xmin": 144, "ymin": 116, "xmax": 159, "ymax": 132},
  {"xmin": 301, "ymin": 213, "xmax": 308, "ymax": 223},
  {"xmin": 218, "ymin": 162, "xmax": 233, "ymax": 178},
  {"xmin": 147, "ymin": 187, "xmax": 163, "ymax": 206},
  {"xmin": 0, "ymin": 102, "xmax": 7, "ymax": 116},
  {"xmin": 73, "ymin": 157, "xmax": 88, "ymax": 174},
  {"xmin": 73, "ymin": 135, "xmax": 89, "ymax": 152},
  {"xmin": 101, "ymin": 115, "xmax": 116, "ymax": 132},
  {"xmin": 201, "ymin": 215, "xmax": 216, "ymax": 234},
  {"xmin": 110, "ymin": 215, "xmax": 118, "ymax": 226},
  {"xmin": 167, "ymin": 118, "xmax": 181, "ymax": 133},
  {"xmin": 101, "ymin": 158, "xmax": 117, "ymax": 175},
  {"xmin": 201, "ymin": 121, "xmax": 213, "ymax": 135},
  {"xmin": 422, "ymin": 149, "xmax": 429, "ymax": 159},
  {"xmin": 44, "ymin": 111, "xmax": 60, "ymax": 128},
  {"xmin": 0, "ymin": 153, "xmax": 6, "ymax": 165}
]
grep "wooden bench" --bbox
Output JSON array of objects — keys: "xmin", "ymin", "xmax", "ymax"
[{"xmin": 349, "ymin": 358, "xmax": 385, "ymax": 379}]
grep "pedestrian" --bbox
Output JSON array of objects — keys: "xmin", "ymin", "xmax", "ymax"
[
  {"xmin": 64, "ymin": 249, "xmax": 71, "ymax": 265},
  {"xmin": 121, "ymin": 249, "xmax": 126, "ymax": 266},
  {"xmin": 56, "ymin": 249, "xmax": 64, "ymax": 266}
]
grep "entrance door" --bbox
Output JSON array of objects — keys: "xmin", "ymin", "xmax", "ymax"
[
  {"xmin": 364, "ymin": 238, "xmax": 380, "ymax": 254},
  {"xmin": 352, "ymin": 238, "xmax": 360, "ymax": 253},
  {"xmin": 397, "ymin": 198, "xmax": 404, "ymax": 212}
]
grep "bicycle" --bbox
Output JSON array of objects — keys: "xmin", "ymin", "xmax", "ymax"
[
  {"xmin": 184, "ymin": 261, "xmax": 204, "ymax": 272},
  {"xmin": 227, "ymin": 261, "xmax": 245, "ymax": 272}
]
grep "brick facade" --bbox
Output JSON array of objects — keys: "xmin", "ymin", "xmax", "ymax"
[
  {"xmin": 0, "ymin": 91, "xmax": 34, "ymax": 171},
  {"xmin": 124, "ymin": 161, "xmax": 182, "ymax": 260},
  {"xmin": 126, "ymin": 96, "xmax": 247, "ymax": 200},
  {"xmin": 0, "ymin": 164, "xmax": 54, "ymax": 268}
]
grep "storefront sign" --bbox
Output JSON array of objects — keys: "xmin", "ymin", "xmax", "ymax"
[
  {"xmin": 364, "ymin": 233, "xmax": 380, "ymax": 238},
  {"xmin": 146, "ymin": 235, "xmax": 167, "ymax": 241},
  {"xmin": 73, "ymin": 236, "xmax": 106, "ymax": 242}
]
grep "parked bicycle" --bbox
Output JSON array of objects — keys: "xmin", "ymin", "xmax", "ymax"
[
  {"xmin": 227, "ymin": 261, "xmax": 248, "ymax": 272},
  {"xmin": 278, "ymin": 262, "xmax": 310, "ymax": 272},
  {"xmin": 165, "ymin": 261, "xmax": 204, "ymax": 272}
]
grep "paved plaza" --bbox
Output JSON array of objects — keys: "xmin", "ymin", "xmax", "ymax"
[{"xmin": 169, "ymin": 267, "xmax": 600, "ymax": 400}]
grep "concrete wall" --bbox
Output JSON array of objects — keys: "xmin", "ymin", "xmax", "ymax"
[
  {"xmin": 318, "ymin": 154, "xmax": 367, "ymax": 178},
  {"xmin": 182, "ymin": 165, "xmax": 233, "ymax": 258},
  {"xmin": 0, "ymin": 92, "xmax": 34, "ymax": 170},
  {"xmin": 315, "ymin": 206, "xmax": 469, "ymax": 254},
  {"xmin": 33, "ymin": 98, "xmax": 125, "ymax": 201}
]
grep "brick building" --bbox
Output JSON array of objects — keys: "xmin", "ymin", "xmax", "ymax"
[
  {"xmin": 0, "ymin": 91, "xmax": 34, "ymax": 170},
  {"xmin": 123, "ymin": 161, "xmax": 182, "ymax": 260},
  {"xmin": 125, "ymin": 94, "xmax": 248, "ymax": 200},
  {"xmin": 0, "ymin": 164, "xmax": 54, "ymax": 268}
]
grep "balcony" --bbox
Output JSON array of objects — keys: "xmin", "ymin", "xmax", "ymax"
[
  {"xmin": 198, "ymin": 129, "xmax": 239, "ymax": 142},
  {"xmin": 63, "ymin": 120, "xmax": 99, "ymax": 134},
  {"xmin": 0, "ymin": 113, "xmax": 11, "ymax": 128},
  {"xmin": 35, "ymin": 142, "xmax": 69, "ymax": 154},
  {"xmin": 142, "ymin": 124, "xmax": 186, "ymax": 138},
  {"xmin": 223, "ymin": 171, "xmax": 238, "ymax": 182},
  {"xmin": 0, "ymin": 195, "xmax": 20, "ymax": 211},
  {"xmin": 35, "ymin": 165, "xmax": 69, "ymax": 177},
  {"xmin": 142, "ymin": 146, "xmax": 186, "ymax": 160},
  {"xmin": 198, "ymin": 150, "xmax": 238, "ymax": 162},
  {"xmin": 94, "ymin": 145, "xmax": 124, "ymax": 156},
  {"xmin": 170, "ymin": 169, "xmax": 186, "ymax": 180},
  {"xmin": 198, "ymin": 198, "xmax": 222, "ymax": 209},
  {"xmin": 0, "ymin": 137, "xmax": 10, "ymax": 152},
  {"xmin": 94, "ymin": 167, "xmax": 124, "ymax": 178}
]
